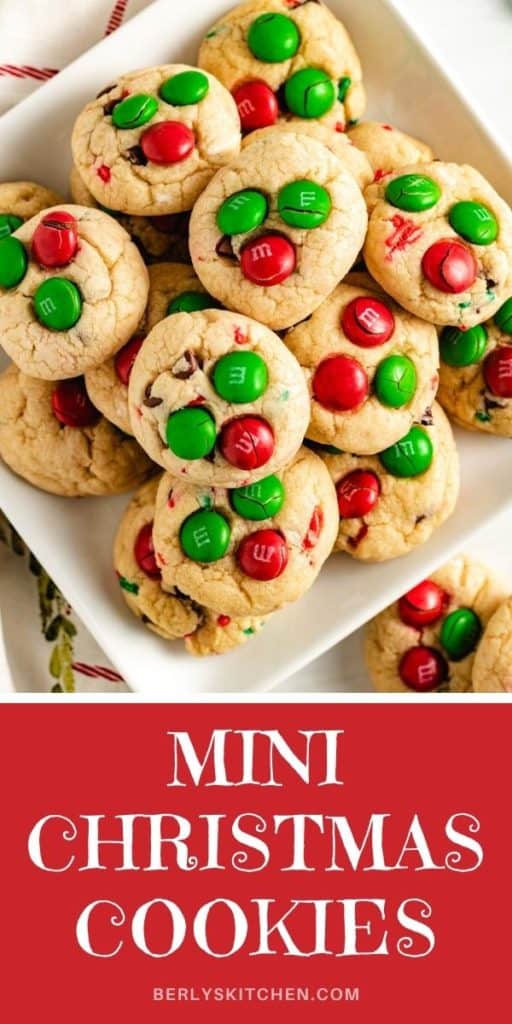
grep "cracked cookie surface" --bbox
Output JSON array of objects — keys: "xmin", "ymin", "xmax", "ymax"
[
  {"xmin": 0, "ymin": 180, "xmax": 63, "ymax": 227},
  {"xmin": 85, "ymin": 262, "xmax": 213, "ymax": 434},
  {"xmin": 71, "ymin": 65, "xmax": 241, "ymax": 216},
  {"xmin": 347, "ymin": 121, "xmax": 433, "ymax": 180},
  {"xmin": 0, "ymin": 363, "xmax": 153, "ymax": 496},
  {"xmin": 286, "ymin": 277, "xmax": 439, "ymax": 454},
  {"xmin": 473, "ymin": 597, "xmax": 512, "ymax": 692},
  {"xmin": 69, "ymin": 164, "xmax": 191, "ymax": 264},
  {"xmin": 189, "ymin": 131, "xmax": 367, "ymax": 330},
  {"xmin": 241, "ymin": 123, "xmax": 372, "ymax": 190},
  {"xmin": 320, "ymin": 402, "xmax": 459, "ymax": 561},
  {"xmin": 128, "ymin": 308, "xmax": 309, "ymax": 487},
  {"xmin": 364, "ymin": 162, "xmax": 512, "ymax": 328},
  {"xmin": 198, "ymin": 0, "xmax": 365, "ymax": 130},
  {"xmin": 114, "ymin": 475, "xmax": 266, "ymax": 653},
  {"xmin": 0, "ymin": 204, "xmax": 149, "ymax": 380},
  {"xmin": 365, "ymin": 555, "xmax": 509, "ymax": 692},
  {"xmin": 152, "ymin": 446, "xmax": 338, "ymax": 616}
]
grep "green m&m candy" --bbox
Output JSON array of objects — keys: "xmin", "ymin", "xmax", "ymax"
[
  {"xmin": 385, "ymin": 174, "xmax": 441, "ymax": 213},
  {"xmin": 374, "ymin": 354, "xmax": 417, "ymax": 408},
  {"xmin": 180, "ymin": 508, "xmax": 231, "ymax": 562},
  {"xmin": 213, "ymin": 351, "xmax": 268, "ymax": 403},
  {"xmin": 168, "ymin": 291, "xmax": 217, "ymax": 314},
  {"xmin": 0, "ymin": 236, "xmax": 28, "ymax": 289},
  {"xmin": 379, "ymin": 425, "xmax": 433, "ymax": 477},
  {"xmin": 494, "ymin": 297, "xmax": 512, "ymax": 335},
  {"xmin": 160, "ymin": 70, "xmax": 210, "ymax": 106},
  {"xmin": 440, "ymin": 607, "xmax": 482, "ymax": 661},
  {"xmin": 217, "ymin": 189, "xmax": 267, "ymax": 236},
  {"xmin": 33, "ymin": 278, "xmax": 82, "ymax": 330},
  {"xmin": 0, "ymin": 213, "xmax": 23, "ymax": 239},
  {"xmin": 337, "ymin": 76, "xmax": 352, "ymax": 102},
  {"xmin": 448, "ymin": 201, "xmax": 498, "ymax": 246},
  {"xmin": 166, "ymin": 407, "xmax": 216, "ymax": 459},
  {"xmin": 284, "ymin": 68, "xmax": 336, "ymax": 119},
  {"xmin": 231, "ymin": 475, "xmax": 285, "ymax": 520},
  {"xmin": 112, "ymin": 93, "xmax": 158, "ymax": 129},
  {"xmin": 278, "ymin": 179, "xmax": 331, "ymax": 229},
  {"xmin": 440, "ymin": 324, "xmax": 488, "ymax": 367},
  {"xmin": 247, "ymin": 13, "xmax": 300, "ymax": 63}
]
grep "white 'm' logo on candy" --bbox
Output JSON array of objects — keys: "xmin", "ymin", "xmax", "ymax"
[
  {"xmin": 244, "ymin": 484, "xmax": 262, "ymax": 499},
  {"xmin": 39, "ymin": 297, "xmax": 57, "ymax": 316},
  {"xmin": 251, "ymin": 243, "xmax": 272, "ymax": 261},
  {"xmin": 357, "ymin": 306, "xmax": 380, "ymax": 331},
  {"xmin": 399, "ymin": 440, "xmax": 415, "ymax": 458},
  {"xmin": 498, "ymin": 361, "xmax": 512, "ymax": 379},
  {"xmin": 340, "ymin": 482, "xmax": 361, "ymax": 501},
  {"xmin": 252, "ymin": 544, "xmax": 273, "ymax": 563},
  {"xmin": 192, "ymin": 527, "xmax": 211, "ymax": 548},
  {"xmin": 238, "ymin": 99, "xmax": 255, "ymax": 117},
  {"xmin": 228, "ymin": 366, "xmax": 247, "ymax": 385},
  {"xmin": 236, "ymin": 431, "xmax": 257, "ymax": 454},
  {"xmin": 229, "ymin": 194, "xmax": 251, "ymax": 210},
  {"xmin": 300, "ymin": 191, "xmax": 316, "ymax": 207},
  {"xmin": 417, "ymin": 662, "xmax": 437, "ymax": 686}
]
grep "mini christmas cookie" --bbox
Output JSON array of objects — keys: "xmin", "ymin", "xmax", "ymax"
[
  {"xmin": 152, "ymin": 446, "xmax": 338, "ymax": 617},
  {"xmin": 0, "ymin": 364, "xmax": 153, "ymax": 497},
  {"xmin": 364, "ymin": 162, "xmax": 512, "ymax": 328},
  {"xmin": 69, "ymin": 165, "xmax": 190, "ymax": 264},
  {"xmin": 114, "ymin": 476, "xmax": 266, "ymax": 653},
  {"xmin": 286, "ymin": 279, "xmax": 439, "ymax": 455},
  {"xmin": 437, "ymin": 297, "xmax": 512, "ymax": 436},
  {"xmin": 0, "ymin": 204, "xmax": 149, "ymax": 380},
  {"xmin": 198, "ymin": 0, "xmax": 365, "ymax": 135},
  {"xmin": 365, "ymin": 556, "xmax": 509, "ymax": 692},
  {"xmin": 320, "ymin": 401, "xmax": 459, "ymax": 561},
  {"xmin": 85, "ymin": 262, "xmax": 217, "ymax": 434},
  {"xmin": 128, "ymin": 308, "xmax": 309, "ymax": 487},
  {"xmin": 473, "ymin": 597, "xmax": 512, "ymax": 693},
  {"xmin": 347, "ymin": 121, "xmax": 433, "ymax": 182},
  {"xmin": 241, "ymin": 124, "xmax": 373, "ymax": 191},
  {"xmin": 189, "ymin": 131, "xmax": 367, "ymax": 330},
  {"xmin": 0, "ymin": 181, "xmax": 64, "ymax": 237},
  {"xmin": 71, "ymin": 65, "xmax": 241, "ymax": 216}
]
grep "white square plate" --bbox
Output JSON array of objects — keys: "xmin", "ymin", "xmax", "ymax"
[{"xmin": 1, "ymin": 0, "xmax": 512, "ymax": 696}]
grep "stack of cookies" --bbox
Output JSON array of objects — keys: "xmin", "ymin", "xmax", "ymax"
[
  {"xmin": 1, "ymin": 1, "xmax": 512, "ymax": 674},
  {"xmin": 365, "ymin": 555, "xmax": 512, "ymax": 694}
]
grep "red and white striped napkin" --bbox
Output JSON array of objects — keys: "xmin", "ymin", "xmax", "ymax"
[{"xmin": 0, "ymin": 0, "xmax": 157, "ymax": 693}]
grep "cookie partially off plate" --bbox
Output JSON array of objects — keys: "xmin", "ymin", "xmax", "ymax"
[{"xmin": 1, "ymin": 0, "xmax": 512, "ymax": 695}]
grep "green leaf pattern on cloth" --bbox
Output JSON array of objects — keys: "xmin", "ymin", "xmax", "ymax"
[{"xmin": 0, "ymin": 511, "xmax": 77, "ymax": 691}]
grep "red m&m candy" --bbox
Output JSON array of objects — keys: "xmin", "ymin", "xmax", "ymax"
[
  {"xmin": 398, "ymin": 579, "xmax": 447, "ymax": 629},
  {"xmin": 134, "ymin": 522, "xmax": 161, "ymax": 580},
  {"xmin": 399, "ymin": 646, "xmax": 448, "ymax": 691},
  {"xmin": 115, "ymin": 336, "xmax": 144, "ymax": 385},
  {"xmin": 141, "ymin": 121, "xmax": 195, "ymax": 164},
  {"xmin": 219, "ymin": 415, "xmax": 274, "ymax": 470},
  {"xmin": 240, "ymin": 233, "xmax": 296, "ymax": 286},
  {"xmin": 336, "ymin": 469, "xmax": 381, "ymax": 518},
  {"xmin": 237, "ymin": 529, "xmax": 288, "ymax": 581},
  {"xmin": 312, "ymin": 354, "xmax": 369, "ymax": 411},
  {"xmin": 483, "ymin": 345, "xmax": 512, "ymax": 398},
  {"xmin": 342, "ymin": 297, "xmax": 395, "ymax": 348},
  {"xmin": 51, "ymin": 378, "xmax": 100, "ymax": 428},
  {"xmin": 233, "ymin": 80, "xmax": 279, "ymax": 133},
  {"xmin": 421, "ymin": 238, "xmax": 477, "ymax": 293},
  {"xmin": 32, "ymin": 211, "xmax": 78, "ymax": 268}
]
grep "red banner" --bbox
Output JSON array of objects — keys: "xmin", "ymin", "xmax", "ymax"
[{"xmin": 0, "ymin": 703, "xmax": 509, "ymax": 1021}]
